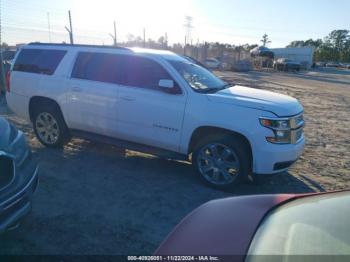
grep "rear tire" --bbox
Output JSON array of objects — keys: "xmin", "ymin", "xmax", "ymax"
[
  {"xmin": 32, "ymin": 103, "xmax": 70, "ymax": 148},
  {"xmin": 192, "ymin": 135, "xmax": 252, "ymax": 190}
]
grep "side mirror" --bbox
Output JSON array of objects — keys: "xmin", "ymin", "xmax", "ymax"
[{"xmin": 158, "ymin": 79, "xmax": 174, "ymax": 89}]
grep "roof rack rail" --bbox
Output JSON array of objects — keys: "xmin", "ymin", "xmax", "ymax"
[{"xmin": 28, "ymin": 42, "xmax": 130, "ymax": 51}]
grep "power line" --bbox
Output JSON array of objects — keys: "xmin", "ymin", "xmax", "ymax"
[
  {"xmin": 3, "ymin": 0, "xmax": 67, "ymax": 14},
  {"xmin": 47, "ymin": 12, "xmax": 52, "ymax": 43}
]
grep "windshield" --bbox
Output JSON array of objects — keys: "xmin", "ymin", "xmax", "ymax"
[
  {"xmin": 168, "ymin": 60, "xmax": 229, "ymax": 92},
  {"xmin": 247, "ymin": 192, "xmax": 350, "ymax": 259}
]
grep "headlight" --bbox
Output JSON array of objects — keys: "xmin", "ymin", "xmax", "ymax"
[
  {"xmin": 260, "ymin": 118, "xmax": 290, "ymax": 130},
  {"xmin": 260, "ymin": 115, "xmax": 304, "ymax": 144},
  {"xmin": 266, "ymin": 130, "xmax": 292, "ymax": 143}
]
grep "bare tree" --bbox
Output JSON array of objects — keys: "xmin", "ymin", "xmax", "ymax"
[{"xmin": 261, "ymin": 33, "xmax": 271, "ymax": 47}]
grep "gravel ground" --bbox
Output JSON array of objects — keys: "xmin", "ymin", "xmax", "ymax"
[{"xmin": 0, "ymin": 68, "xmax": 349, "ymax": 255}]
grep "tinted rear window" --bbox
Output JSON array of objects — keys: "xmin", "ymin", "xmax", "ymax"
[
  {"xmin": 13, "ymin": 49, "xmax": 67, "ymax": 75},
  {"xmin": 72, "ymin": 52, "xmax": 171, "ymax": 89},
  {"xmin": 71, "ymin": 52, "xmax": 122, "ymax": 84}
]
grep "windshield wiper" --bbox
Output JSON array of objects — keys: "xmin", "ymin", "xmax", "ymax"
[
  {"xmin": 196, "ymin": 87, "xmax": 221, "ymax": 93},
  {"xmin": 219, "ymin": 83, "xmax": 233, "ymax": 90},
  {"xmin": 199, "ymin": 83, "xmax": 233, "ymax": 93}
]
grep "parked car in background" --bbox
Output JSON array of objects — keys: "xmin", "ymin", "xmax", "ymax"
[
  {"xmin": 1, "ymin": 50, "xmax": 16, "ymax": 61},
  {"xmin": 6, "ymin": 43, "xmax": 304, "ymax": 190},
  {"xmin": 316, "ymin": 61, "xmax": 327, "ymax": 67},
  {"xmin": 0, "ymin": 50, "xmax": 16, "ymax": 94},
  {"xmin": 250, "ymin": 46, "xmax": 275, "ymax": 59},
  {"xmin": 231, "ymin": 60, "xmax": 252, "ymax": 72},
  {"xmin": 181, "ymin": 55, "xmax": 208, "ymax": 69},
  {"xmin": 339, "ymin": 63, "xmax": 350, "ymax": 69},
  {"xmin": 326, "ymin": 62, "xmax": 340, "ymax": 68},
  {"xmin": 274, "ymin": 58, "xmax": 301, "ymax": 72},
  {"xmin": 0, "ymin": 117, "xmax": 38, "ymax": 233},
  {"xmin": 155, "ymin": 191, "xmax": 350, "ymax": 260},
  {"xmin": 204, "ymin": 57, "xmax": 221, "ymax": 69}
]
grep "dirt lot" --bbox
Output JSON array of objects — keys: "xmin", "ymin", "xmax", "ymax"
[{"xmin": 0, "ymin": 68, "xmax": 349, "ymax": 255}]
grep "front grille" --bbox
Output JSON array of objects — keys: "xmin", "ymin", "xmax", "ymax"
[
  {"xmin": 0, "ymin": 154, "xmax": 14, "ymax": 191},
  {"xmin": 290, "ymin": 113, "xmax": 304, "ymax": 144},
  {"xmin": 294, "ymin": 114, "xmax": 304, "ymax": 127}
]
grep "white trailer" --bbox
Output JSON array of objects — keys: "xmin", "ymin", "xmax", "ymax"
[{"xmin": 271, "ymin": 47, "xmax": 314, "ymax": 69}]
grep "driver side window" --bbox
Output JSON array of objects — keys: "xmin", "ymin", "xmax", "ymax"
[{"xmin": 120, "ymin": 55, "xmax": 182, "ymax": 94}]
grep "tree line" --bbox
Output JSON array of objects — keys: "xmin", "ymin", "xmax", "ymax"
[
  {"xmin": 287, "ymin": 30, "xmax": 350, "ymax": 63},
  {"xmin": 1, "ymin": 30, "xmax": 349, "ymax": 63},
  {"xmin": 118, "ymin": 30, "xmax": 350, "ymax": 63}
]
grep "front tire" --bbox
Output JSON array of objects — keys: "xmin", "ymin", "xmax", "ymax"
[
  {"xmin": 32, "ymin": 104, "xmax": 70, "ymax": 148},
  {"xmin": 192, "ymin": 135, "xmax": 251, "ymax": 190}
]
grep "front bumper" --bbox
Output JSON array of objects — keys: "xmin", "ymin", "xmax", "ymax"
[
  {"xmin": 0, "ymin": 160, "xmax": 39, "ymax": 233},
  {"xmin": 253, "ymin": 136, "xmax": 305, "ymax": 174}
]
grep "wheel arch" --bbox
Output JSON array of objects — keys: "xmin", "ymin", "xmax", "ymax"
[
  {"xmin": 28, "ymin": 96, "xmax": 64, "ymax": 123},
  {"xmin": 188, "ymin": 126, "xmax": 253, "ymax": 163}
]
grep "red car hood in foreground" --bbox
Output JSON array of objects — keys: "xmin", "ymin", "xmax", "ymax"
[{"xmin": 155, "ymin": 194, "xmax": 299, "ymax": 258}]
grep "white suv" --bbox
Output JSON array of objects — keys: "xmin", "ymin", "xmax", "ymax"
[{"xmin": 6, "ymin": 43, "xmax": 305, "ymax": 189}]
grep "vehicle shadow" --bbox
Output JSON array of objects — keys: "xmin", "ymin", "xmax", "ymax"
[
  {"xmin": 34, "ymin": 138, "xmax": 318, "ymax": 196},
  {"xmin": 0, "ymin": 136, "xmax": 320, "ymax": 255}
]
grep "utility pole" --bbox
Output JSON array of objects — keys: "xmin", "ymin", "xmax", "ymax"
[
  {"xmin": 143, "ymin": 28, "xmax": 146, "ymax": 48},
  {"xmin": 196, "ymin": 38, "xmax": 199, "ymax": 59},
  {"xmin": 47, "ymin": 12, "xmax": 52, "ymax": 43},
  {"xmin": 65, "ymin": 10, "xmax": 74, "ymax": 44},
  {"xmin": 164, "ymin": 32, "xmax": 168, "ymax": 49},
  {"xmin": 109, "ymin": 20, "xmax": 117, "ymax": 46},
  {"xmin": 184, "ymin": 16, "xmax": 194, "ymax": 47}
]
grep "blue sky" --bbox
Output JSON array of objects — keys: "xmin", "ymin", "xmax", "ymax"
[{"xmin": 2, "ymin": 0, "xmax": 350, "ymax": 47}]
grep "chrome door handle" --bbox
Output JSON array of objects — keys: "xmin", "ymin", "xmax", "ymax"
[
  {"xmin": 120, "ymin": 96, "xmax": 135, "ymax": 101},
  {"xmin": 72, "ymin": 86, "xmax": 82, "ymax": 92}
]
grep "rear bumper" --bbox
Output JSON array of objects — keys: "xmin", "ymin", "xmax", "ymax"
[{"xmin": 0, "ymin": 162, "xmax": 39, "ymax": 233}]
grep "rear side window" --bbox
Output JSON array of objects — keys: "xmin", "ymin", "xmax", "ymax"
[
  {"xmin": 72, "ymin": 52, "xmax": 173, "ymax": 90},
  {"xmin": 71, "ymin": 52, "xmax": 122, "ymax": 84},
  {"xmin": 13, "ymin": 49, "xmax": 67, "ymax": 75}
]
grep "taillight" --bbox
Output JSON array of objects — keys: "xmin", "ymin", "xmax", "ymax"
[{"xmin": 5, "ymin": 71, "xmax": 11, "ymax": 92}]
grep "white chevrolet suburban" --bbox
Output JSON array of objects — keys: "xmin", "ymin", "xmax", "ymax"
[{"xmin": 6, "ymin": 43, "xmax": 305, "ymax": 189}]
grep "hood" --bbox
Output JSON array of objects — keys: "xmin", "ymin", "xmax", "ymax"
[{"xmin": 207, "ymin": 85, "xmax": 303, "ymax": 116}]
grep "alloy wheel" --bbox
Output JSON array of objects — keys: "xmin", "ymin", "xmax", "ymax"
[
  {"xmin": 35, "ymin": 112, "xmax": 60, "ymax": 145},
  {"xmin": 197, "ymin": 143, "xmax": 240, "ymax": 185}
]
